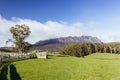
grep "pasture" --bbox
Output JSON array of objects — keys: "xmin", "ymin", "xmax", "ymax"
[{"xmin": 1, "ymin": 53, "xmax": 120, "ymax": 80}]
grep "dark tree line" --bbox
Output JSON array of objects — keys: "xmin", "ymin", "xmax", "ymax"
[{"xmin": 59, "ymin": 42, "xmax": 120, "ymax": 57}]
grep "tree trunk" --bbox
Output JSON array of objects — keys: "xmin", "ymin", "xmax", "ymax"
[{"xmin": 18, "ymin": 49, "xmax": 22, "ymax": 54}]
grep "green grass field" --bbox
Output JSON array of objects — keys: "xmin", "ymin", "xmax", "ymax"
[{"xmin": 1, "ymin": 53, "xmax": 120, "ymax": 80}]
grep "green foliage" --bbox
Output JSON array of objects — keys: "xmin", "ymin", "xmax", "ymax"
[
  {"xmin": 60, "ymin": 43, "xmax": 96, "ymax": 57},
  {"xmin": 60, "ymin": 42, "xmax": 120, "ymax": 57},
  {"xmin": 0, "ymin": 47, "xmax": 12, "ymax": 52},
  {"xmin": 106, "ymin": 42, "xmax": 120, "ymax": 53},
  {"xmin": 7, "ymin": 24, "xmax": 31, "ymax": 54},
  {"xmin": 60, "ymin": 44, "xmax": 83, "ymax": 57}
]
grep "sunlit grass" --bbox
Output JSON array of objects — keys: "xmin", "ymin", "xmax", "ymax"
[{"xmin": 2, "ymin": 53, "xmax": 120, "ymax": 80}]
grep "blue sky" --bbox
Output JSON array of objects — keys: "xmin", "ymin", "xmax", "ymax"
[
  {"xmin": 0, "ymin": 0, "xmax": 119, "ymax": 22},
  {"xmin": 0, "ymin": 0, "xmax": 120, "ymax": 46}
]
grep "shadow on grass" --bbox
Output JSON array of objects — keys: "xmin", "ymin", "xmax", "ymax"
[
  {"xmin": 47, "ymin": 57, "xmax": 53, "ymax": 59},
  {"xmin": 47, "ymin": 54, "xmax": 54, "ymax": 59},
  {"xmin": 48, "ymin": 54, "xmax": 54, "ymax": 57},
  {"xmin": 0, "ymin": 63, "xmax": 22, "ymax": 80},
  {"xmin": 47, "ymin": 54, "xmax": 69, "ymax": 59},
  {"xmin": 10, "ymin": 64, "xmax": 21, "ymax": 80},
  {"xmin": 56, "ymin": 55, "xmax": 69, "ymax": 57},
  {"xmin": 0, "ymin": 63, "xmax": 10, "ymax": 80}
]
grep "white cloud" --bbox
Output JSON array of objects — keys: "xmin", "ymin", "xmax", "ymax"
[
  {"xmin": 0, "ymin": 16, "xmax": 120, "ymax": 47},
  {"xmin": 73, "ymin": 22, "xmax": 83, "ymax": 27},
  {"xmin": 0, "ymin": 16, "xmax": 82, "ymax": 46}
]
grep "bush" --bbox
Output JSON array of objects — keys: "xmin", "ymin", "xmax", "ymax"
[
  {"xmin": 59, "ymin": 43, "xmax": 99, "ymax": 57},
  {"xmin": 59, "ymin": 44, "xmax": 85, "ymax": 57},
  {"xmin": 59, "ymin": 42, "xmax": 120, "ymax": 57}
]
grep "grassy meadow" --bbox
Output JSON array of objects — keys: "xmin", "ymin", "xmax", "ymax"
[{"xmin": 1, "ymin": 53, "xmax": 120, "ymax": 80}]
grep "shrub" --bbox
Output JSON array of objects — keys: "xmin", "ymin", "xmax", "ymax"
[
  {"xmin": 59, "ymin": 43, "xmax": 97, "ymax": 57},
  {"xmin": 59, "ymin": 44, "xmax": 84, "ymax": 57}
]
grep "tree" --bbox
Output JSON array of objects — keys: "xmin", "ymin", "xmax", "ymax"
[
  {"xmin": 60, "ymin": 44, "xmax": 83, "ymax": 57},
  {"xmin": 8, "ymin": 24, "xmax": 31, "ymax": 54}
]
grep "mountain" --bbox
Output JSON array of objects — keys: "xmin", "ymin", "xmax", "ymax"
[{"xmin": 31, "ymin": 36, "xmax": 102, "ymax": 52}]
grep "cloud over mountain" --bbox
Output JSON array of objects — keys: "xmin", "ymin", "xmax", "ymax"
[
  {"xmin": 0, "ymin": 16, "xmax": 120, "ymax": 46},
  {"xmin": 0, "ymin": 16, "xmax": 82, "ymax": 46}
]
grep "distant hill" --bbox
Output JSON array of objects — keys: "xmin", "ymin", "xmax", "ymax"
[{"xmin": 31, "ymin": 36, "xmax": 102, "ymax": 52}]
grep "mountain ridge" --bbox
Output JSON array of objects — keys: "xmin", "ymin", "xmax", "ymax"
[
  {"xmin": 31, "ymin": 36, "xmax": 102, "ymax": 52},
  {"xmin": 34, "ymin": 36, "xmax": 102, "ymax": 46}
]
